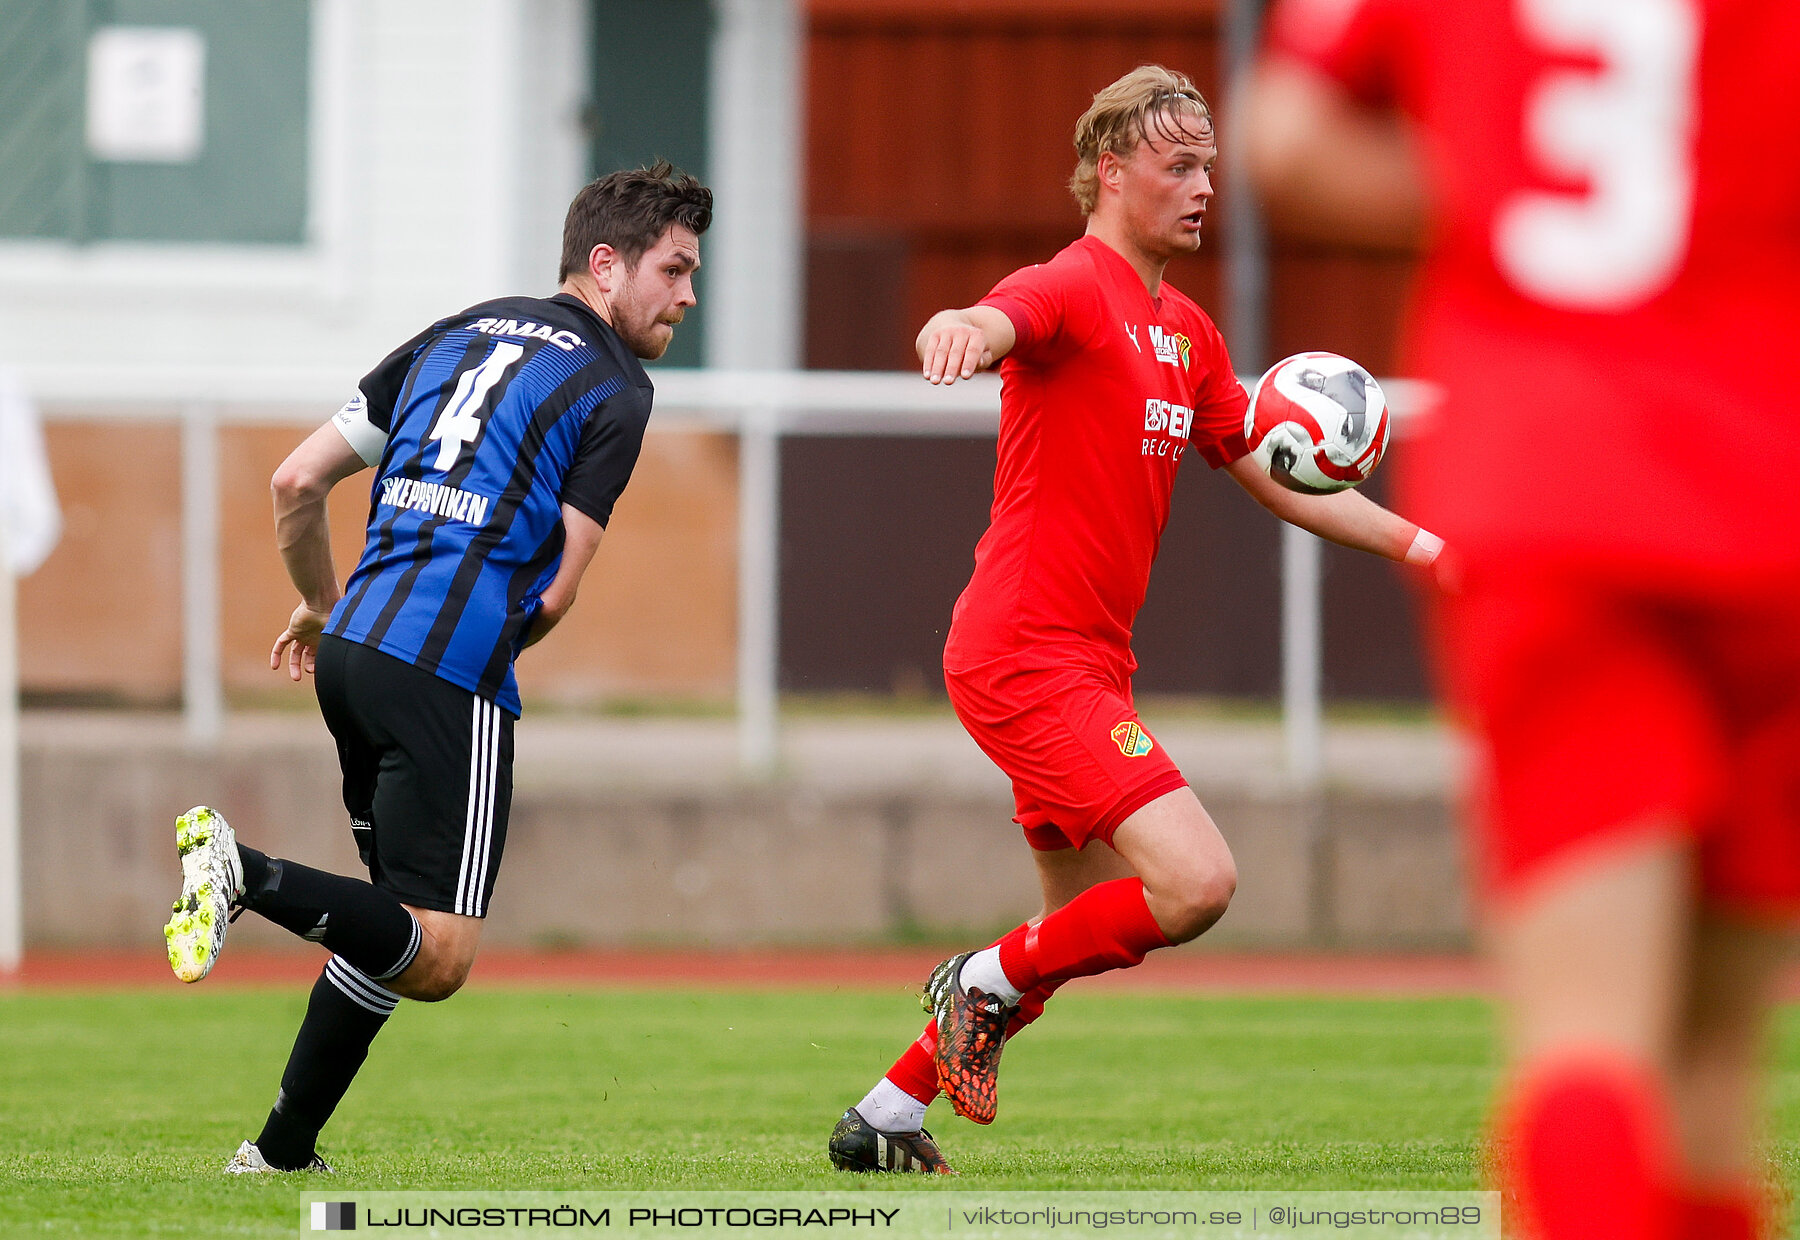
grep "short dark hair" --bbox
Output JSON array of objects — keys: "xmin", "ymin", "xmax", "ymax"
[{"xmin": 558, "ymin": 161, "xmax": 713, "ymax": 282}]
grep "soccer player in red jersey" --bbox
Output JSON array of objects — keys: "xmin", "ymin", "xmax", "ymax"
[
  {"xmin": 827, "ymin": 64, "xmax": 1447, "ymax": 1175},
  {"xmin": 1245, "ymin": 2, "xmax": 1800, "ymax": 1236}
]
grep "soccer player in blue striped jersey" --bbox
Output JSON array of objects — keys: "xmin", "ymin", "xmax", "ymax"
[{"xmin": 161, "ymin": 162, "xmax": 711, "ymax": 1173}]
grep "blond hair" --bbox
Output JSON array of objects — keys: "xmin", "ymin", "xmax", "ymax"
[{"xmin": 1069, "ymin": 65, "xmax": 1212, "ymax": 216}]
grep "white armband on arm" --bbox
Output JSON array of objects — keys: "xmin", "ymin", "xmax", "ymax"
[
  {"xmin": 1404, "ymin": 528, "xmax": 1445, "ymax": 567},
  {"xmin": 330, "ymin": 390, "xmax": 388, "ymax": 467}
]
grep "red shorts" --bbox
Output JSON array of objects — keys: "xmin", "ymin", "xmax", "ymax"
[
  {"xmin": 944, "ymin": 655, "xmax": 1189, "ymax": 851},
  {"xmin": 1433, "ymin": 563, "xmax": 1800, "ymax": 914}
]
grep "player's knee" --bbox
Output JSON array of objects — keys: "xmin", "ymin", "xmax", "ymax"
[
  {"xmin": 408, "ymin": 972, "xmax": 468, "ymax": 1003},
  {"xmin": 401, "ymin": 955, "xmax": 473, "ymax": 1003},
  {"xmin": 1159, "ymin": 861, "xmax": 1237, "ymax": 944}
]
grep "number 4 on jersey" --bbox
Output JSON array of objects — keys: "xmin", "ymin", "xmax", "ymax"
[{"xmin": 429, "ymin": 341, "xmax": 525, "ymax": 471}]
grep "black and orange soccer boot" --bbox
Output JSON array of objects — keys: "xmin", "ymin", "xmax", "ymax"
[
  {"xmin": 923, "ymin": 952, "xmax": 1016, "ymax": 1125},
  {"xmin": 827, "ymin": 1108, "xmax": 955, "ymax": 1174}
]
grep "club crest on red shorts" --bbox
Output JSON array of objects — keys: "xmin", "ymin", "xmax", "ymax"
[{"xmin": 1110, "ymin": 721, "xmax": 1154, "ymax": 757}]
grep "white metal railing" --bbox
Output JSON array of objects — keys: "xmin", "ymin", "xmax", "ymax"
[{"xmin": 23, "ymin": 365, "xmax": 1432, "ymax": 781}]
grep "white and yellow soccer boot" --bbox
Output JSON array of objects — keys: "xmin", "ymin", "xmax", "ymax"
[{"xmin": 163, "ymin": 806, "xmax": 245, "ymax": 983}]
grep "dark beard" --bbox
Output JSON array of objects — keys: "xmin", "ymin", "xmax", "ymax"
[{"xmin": 623, "ymin": 320, "xmax": 671, "ymax": 360}]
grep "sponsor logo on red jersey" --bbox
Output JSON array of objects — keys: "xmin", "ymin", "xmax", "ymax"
[
  {"xmin": 1143, "ymin": 398, "xmax": 1194, "ymax": 458},
  {"xmin": 1149, "ymin": 326, "xmax": 1192, "ymax": 368}
]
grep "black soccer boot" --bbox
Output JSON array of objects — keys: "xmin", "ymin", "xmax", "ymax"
[{"xmin": 827, "ymin": 1108, "xmax": 955, "ymax": 1174}]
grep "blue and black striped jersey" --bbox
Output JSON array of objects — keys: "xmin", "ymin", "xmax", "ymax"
[{"xmin": 324, "ymin": 293, "xmax": 651, "ymax": 715}]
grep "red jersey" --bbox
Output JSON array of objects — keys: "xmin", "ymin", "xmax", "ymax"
[
  {"xmin": 945, "ymin": 236, "xmax": 1250, "ymax": 673},
  {"xmin": 1269, "ymin": 0, "xmax": 1800, "ymax": 574}
]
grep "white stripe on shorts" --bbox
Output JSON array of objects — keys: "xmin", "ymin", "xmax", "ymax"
[
  {"xmin": 455, "ymin": 696, "xmax": 500, "ymax": 917},
  {"xmin": 472, "ymin": 695, "xmax": 497, "ymax": 914}
]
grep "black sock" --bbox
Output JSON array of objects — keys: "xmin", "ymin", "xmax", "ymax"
[
  {"xmin": 255, "ymin": 958, "xmax": 397, "ymax": 1169},
  {"xmin": 237, "ymin": 845, "xmax": 270, "ymax": 894},
  {"xmin": 237, "ymin": 846, "xmax": 421, "ymax": 981}
]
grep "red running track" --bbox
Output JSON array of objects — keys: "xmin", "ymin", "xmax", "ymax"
[{"xmin": 0, "ymin": 947, "xmax": 1492, "ymax": 996}]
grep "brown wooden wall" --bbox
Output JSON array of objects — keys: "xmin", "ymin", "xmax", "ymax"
[
  {"xmin": 807, "ymin": 0, "xmax": 1230, "ymax": 371},
  {"xmin": 804, "ymin": 0, "xmax": 1417, "ymax": 374}
]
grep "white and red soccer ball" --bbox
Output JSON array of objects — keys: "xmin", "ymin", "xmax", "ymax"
[{"xmin": 1244, "ymin": 352, "xmax": 1390, "ymax": 494}]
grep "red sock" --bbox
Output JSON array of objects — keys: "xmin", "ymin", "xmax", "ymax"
[
  {"xmin": 886, "ymin": 975, "xmax": 1070, "ymax": 1103},
  {"xmin": 1680, "ymin": 1185, "xmax": 1763, "ymax": 1240},
  {"xmin": 884, "ymin": 921, "xmax": 1078, "ymax": 1103},
  {"xmin": 996, "ymin": 877, "xmax": 1169, "ymax": 991},
  {"xmin": 1006, "ymin": 979, "xmax": 1066, "ymax": 1038},
  {"xmin": 883, "ymin": 1021, "xmax": 940, "ymax": 1104},
  {"xmin": 1501, "ymin": 1051, "xmax": 1679, "ymax": 1240}
]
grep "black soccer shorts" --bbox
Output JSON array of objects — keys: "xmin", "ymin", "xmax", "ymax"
[{"xmin": 314, "ymin": 634, "xmax": 514, "ymax": 918}]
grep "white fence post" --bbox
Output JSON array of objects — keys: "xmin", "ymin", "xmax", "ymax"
[
  {"xmin": 707, "ymin": 0, "xmax": 803, "ymax": 371},
  {"xmin": 1282, "ymin": 521, "xmax": 1324, "ymax": 789},
  {"xmin": 736, "ymin": 405, "xmax": 781, "ymax": 775},
  {"xmin": 181, "ymin": 403, "xmax": 224, "ymax": 746}
]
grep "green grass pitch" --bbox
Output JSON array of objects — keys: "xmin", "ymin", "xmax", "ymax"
[{"xmin": 4, "ymin": 984, "xmax": 1800, "ymax": 1235}]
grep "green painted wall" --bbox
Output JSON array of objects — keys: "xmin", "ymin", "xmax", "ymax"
[{"xmin": 587, "ymin": 1, "xmax": 713, "ymax": 367}]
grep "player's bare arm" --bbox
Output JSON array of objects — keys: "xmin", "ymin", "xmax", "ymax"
[
  {"xmin": 1239, "ymin": 59, "xmax": 1426, "ymax": 251},
  {"xmin": 1225, "ymin": 454, "xmax": 1444, "ymax": 575},
  {"xmin": 522, "ymin": 505, "xmax": 606, "ymax": 650},
  {"xmin": 269, "ymin": 423, "xmax": 369, "ymax": 681},
  {"xmin": 916, "ymin": 305, "xmax": 1016, "ymax": 385}
]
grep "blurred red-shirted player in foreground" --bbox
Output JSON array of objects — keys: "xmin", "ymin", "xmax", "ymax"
[
  {"xmin": 825, "ymin": 64, "xmax": 1447, "ymax": 1176},
  {"xmin": 1245, "ymin": 1, "xmax": 1800, "ymax": 1237}
]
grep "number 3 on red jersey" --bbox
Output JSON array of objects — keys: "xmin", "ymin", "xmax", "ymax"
[{"xmin": 1493, "ymin": 0, "xmax": 1700, "ymax": 311}]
